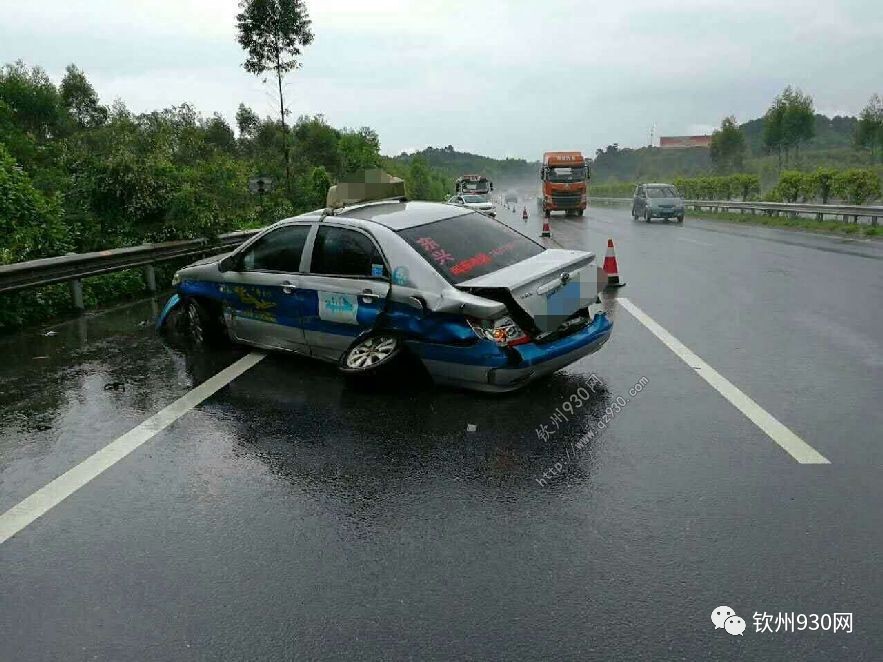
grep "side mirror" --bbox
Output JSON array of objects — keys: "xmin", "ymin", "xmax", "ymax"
[{"xmin": 218, "ymin": 255, "xmax": 239, "ymax": 272}]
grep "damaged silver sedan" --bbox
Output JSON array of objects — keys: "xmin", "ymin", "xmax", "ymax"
[{"xmin": 157, "ymin": 199, "xmax": 612, "ymax": 392}]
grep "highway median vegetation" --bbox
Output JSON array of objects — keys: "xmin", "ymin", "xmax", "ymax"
[
  {"xmin": 0, "ymin": 60, "xmax": 458, "ymax": 331},
  {"xmin": 592, "ymin": 167, "xmax": 881, "ymax": 207}
]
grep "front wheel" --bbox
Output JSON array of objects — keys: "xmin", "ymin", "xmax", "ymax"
[
  {"xmin": 644, "ymin": 209, "xmax": 652, "ymax": 223},
  {"xmin": 183, "ymin": 297, "xmax": 226, "ymax": 347},
  {"xmin": 576, "ymin": 209, "xmax": 584, "ymax": 217},
  {"xmin": 339, "ymin": 334, "xmax": 403, "ymax": 376},
  {"xmin": 677, "ymin": 215, "xmax": 684, "ymax": 223}
]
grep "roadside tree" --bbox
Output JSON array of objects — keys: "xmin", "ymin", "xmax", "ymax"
[
  {"xmin": 809, "ymin": 167, "xmax": 837, "ymax": 204},
  {"xmin": 710, "ymin": 116, "xmax": 746, "ymax": 173},
  {"xmin": 833, "ymin": 168, "xmax": 881, "ymax": 205},
  {"xmin": 854, "ymin": 94, "xmax": 883, "ymax": 164},
  {"xmin": 236, "ymin": 0, "xmax": 314, "ymax": 190}
]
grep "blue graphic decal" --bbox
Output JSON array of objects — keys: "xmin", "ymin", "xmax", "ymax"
[{"xmin": 392, "ymin": 266, "xmax": 410, "ymax": 286}]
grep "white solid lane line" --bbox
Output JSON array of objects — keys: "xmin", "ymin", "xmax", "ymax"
[
  {"xmin": 677, "ymin": 237, "xmax": 713, "ymax": 247},
  {"xmin": 0, "ymin": 352, "xmax": 266, "ymax": 545},
  {"xmin": 618, "ymin": 298, "xmax": 830, "ymax": 465}
]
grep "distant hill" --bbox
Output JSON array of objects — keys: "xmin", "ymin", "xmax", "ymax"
[
  {"xmin": 386, "ymin": 146, "xmax": 540, "ymax": 190},
  {"xmin": 591, "ymin": 113, "xmax": 865, "ymax": 186},
  {"xmin": 590, "ymin": 146, "xmax": 712, "ymax": 184},
  {"xmin": 385, "ymin": 114, "xmax": 868, "ymax": 193},
  {"xmin": 740, "ymin": 114, "xmax": 858, "ymax": 155}
]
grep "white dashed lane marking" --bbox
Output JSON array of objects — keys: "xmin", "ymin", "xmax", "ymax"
[
  {"xmin": 0, "ymin": 352, "xmax": 266, "ymax": 545},
  {"xmin": 618, "ymin": 298, "xmax": 830, "ymax": 464}
]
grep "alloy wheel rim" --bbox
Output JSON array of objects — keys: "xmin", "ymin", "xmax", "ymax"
[{"xmin": 346, "ymin": 336, "xmax": 397, "ymax": 369}]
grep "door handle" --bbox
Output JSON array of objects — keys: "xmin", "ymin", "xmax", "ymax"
[
  {"xmin": 360, "ymin": 288, "xmax": 380, "ymax": 302},
  {"xmin": 281, "ymin": 279, "xmax": 297, "ymax": 295}
]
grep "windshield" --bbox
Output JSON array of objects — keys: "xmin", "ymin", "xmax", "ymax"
[
  {"xmin": 398, "ymin": 213, "xmax": 544, "ymax": 284},
  {"xmin": 647, "ymin": 186, "xmax": 680, "ymax": 198},
  {"xmin": 462, "ymin": 195, "xmax": 485, "ymax": 203},
  {"xmin": 547, "ymin": 166, "xmax": 587, "ymax": 182}
]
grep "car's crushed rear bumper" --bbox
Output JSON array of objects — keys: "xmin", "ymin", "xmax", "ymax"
[{"xmin": 412, "ymin": 313, "xmax": 612, "ymax": 392}]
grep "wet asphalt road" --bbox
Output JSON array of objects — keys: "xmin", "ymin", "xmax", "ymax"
[{"xmin": 1, "ymin": 202, "xmax": 881, "ymax": 660}]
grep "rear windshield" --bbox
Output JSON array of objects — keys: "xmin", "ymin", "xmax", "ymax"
[
  {"xmin": 398, "ymin": 213, "xmax": 544, "ymax": 284},
  {"xmin": 647, "ymin": 186, "xmax": 679, "ymax": 198}
]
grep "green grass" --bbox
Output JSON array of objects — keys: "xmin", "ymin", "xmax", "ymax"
[
  {"xmin": 591, "ymin": 200, "xmax": 881, "ymax": 238},
  {"xmin": 684, "ymin": 209, "xmax": 880, "ymax": 237}
]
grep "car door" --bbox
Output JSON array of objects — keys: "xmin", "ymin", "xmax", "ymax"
[
  {"xmin": 223, "ymin": 223, "xmax": 312, "ymax": 353},
  {"xmin": 298, "ymin": 224, "xmax": 391, "ymax": 361},
  {"xmin": 634, "ymin": 186, "xmax": 644, "ymax": 214}
]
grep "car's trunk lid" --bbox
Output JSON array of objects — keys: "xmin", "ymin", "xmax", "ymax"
[{"xmin": 456, "ymin": 249, "xmax": 606, "ymax": 333}]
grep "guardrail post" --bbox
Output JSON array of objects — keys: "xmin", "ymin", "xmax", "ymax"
[
  {"xmin": 143, "ymin": 264, "xmax": 157, "ymax": 292},
  {"xmin": 872, "ymin": 216, "xmax": 878, "ymax": 227},
  {"xmin": 69, "ymin": 278, "xmax": 84, "ymax": 311}
]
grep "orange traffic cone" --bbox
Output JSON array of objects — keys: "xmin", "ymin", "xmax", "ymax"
[
  {"xmin": 602, "ymin": 238, "xmax": 625, "ymax": 288},
  {"xmin": 522, "ymin": 206, "xmax": 528, "ymax": 222},
  {"xmin": 541, "ymin": 217, "xmax": 552, "ymax": 238}
]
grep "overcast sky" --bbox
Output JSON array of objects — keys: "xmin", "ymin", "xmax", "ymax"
[{"xmin": 2, "ymin": 0, "xmax": 881, "ymax": 159}]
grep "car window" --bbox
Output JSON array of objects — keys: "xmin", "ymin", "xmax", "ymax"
[
  {"xmin": 241, "ymin": 224, "xmax": 310, "ymax": 272},
  {"xmin": 647, "ymin": 186, "xmax": 678, "ymax": 198},
  {"xmin": 398, "ymin": 212, "xmax": 544, "ymax": 284},
  {"xmin": 310, "ymin": 225, "xmax": 387, "ymax": 278}
]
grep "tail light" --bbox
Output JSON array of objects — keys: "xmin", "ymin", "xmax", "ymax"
[{"xmin": 467, "ymin": 316, "xmax": 529, "ymax": 347}]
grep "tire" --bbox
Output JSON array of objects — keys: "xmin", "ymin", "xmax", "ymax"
[
  {"xmin": 631, "ymin": 208, "xmax": 637, "ymax": 220},
  {"xmin": 339, "ymin": 333, "xmax": 403, "ymax": 377},
  {"xmin": 183, "ymin": 297, "xmax": 226, "ymax": 347},
  {"xmin": 576, "ymin": 209, "xmax": 584, "ymax": 217},
  {"xmin": 644, "ymin": 209, "xmax": 652, "ymax": 223},
  {"xmin": 677, "ymin": 215, "xmax": 684, "ymax": 223}
]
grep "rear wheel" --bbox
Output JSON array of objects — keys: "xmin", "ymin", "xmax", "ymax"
[
  {"xmin": 677, "ymin": 215, "xmax": 684, "ymax": 223},
  {"xmin": 339, "ymin": 334, "xmax": 403, "ymax": 377},
  {"xmin": 576, "ymin": 209, "xmax": 584, "ymax": 217}
]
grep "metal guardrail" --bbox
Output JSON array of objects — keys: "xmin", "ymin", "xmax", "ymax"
[
  {"xmin": 589, "ymin": 197, "xmax": 882, "ymax": 225},
  {"xmin": 0, "ymin": 229, "xmax": 260, "ymax": 309}
]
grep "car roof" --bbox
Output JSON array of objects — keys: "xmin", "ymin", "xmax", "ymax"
[{"xmin": 332, "ymin": 200, "xmax": 472, "ymax": 230}]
